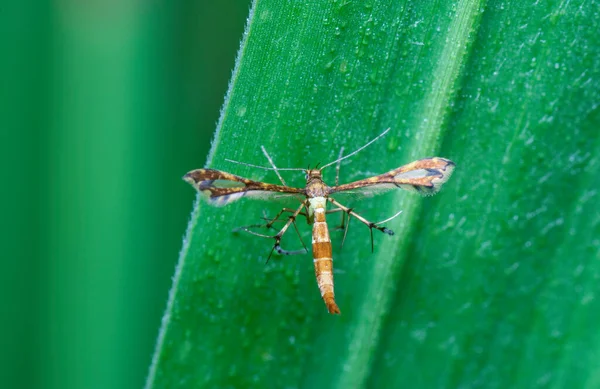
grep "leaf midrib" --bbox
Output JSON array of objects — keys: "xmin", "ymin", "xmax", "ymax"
[{"xmin": 334, "ymin": 0, "xmax": 483, "ymax": 387}]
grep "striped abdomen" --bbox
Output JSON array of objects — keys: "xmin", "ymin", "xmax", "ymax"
[{"xmin": 312, "ymin": 204, "xmax": 340, "ymax": 314}]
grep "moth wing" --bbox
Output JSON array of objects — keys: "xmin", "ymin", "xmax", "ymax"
[
  {"xmin": 328, "ymin": 184, "xmax": 398, "ymax": 201},
  {"xmin": 330, "ymin": 158, "xmax": 455, "ymax": 198},
  {"xmin": 391, "ymin": 157, "xmax": 456, "ymax": 195},
  {"xmin": 183, "ymin": 169, "xmax": 304, "ymax": 207}
]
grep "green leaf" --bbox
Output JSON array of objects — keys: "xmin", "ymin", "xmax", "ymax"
[{"xmin": 146, "ymin": 1, "xmax": 600, "ymax": 388}]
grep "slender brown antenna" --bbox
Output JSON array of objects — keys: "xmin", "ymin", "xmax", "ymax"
[{"xmin": 320, "ymin": 128, "xmax": 391, "ymax": 170}]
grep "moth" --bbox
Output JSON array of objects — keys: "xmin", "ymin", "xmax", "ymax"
[{"xmin": 183, "ymin": 129, "xmax": 455, "ymax": 314}]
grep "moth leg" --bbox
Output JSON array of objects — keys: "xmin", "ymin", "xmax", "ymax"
[
  {"xmin": 268, "ymin": 208, "xmax": 308, "ymax": 227},
  {"xmin": 265, "ymin": 208, "xmax": 307, "ymax": 229},
  {"xmin": 237, "ymin": 203, "xmax": 308, "ymax": 261},
  {"xmin": 261, "ymin": 146, "xmax": 287, "ymax": 186},
  {"xmin": 325, "ymin": 207, "xmax": 345, "ymax": 229},
  {"xmin": 328, "ymin": 197, "xmax": 395, "ymax": 253},
  {"xmin": 267, "ymin": 202, "xmax": 308, "ymax": 260},
  {"xmin": 236, "ymin": 208, "xmax": 304, "ymax": 231},
  {"xmin": 324, "ymin": 206, "xmax": 351, "ymax": 247}
]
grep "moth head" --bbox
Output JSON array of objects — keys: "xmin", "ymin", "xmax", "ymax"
[{"xmin": 305, "ymin": 169, "xmax": 322, "ymax": 184}]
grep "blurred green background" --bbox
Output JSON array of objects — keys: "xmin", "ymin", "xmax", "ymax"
[{"xmin": 1, "ymin": 1, "xmax": 250, "ymax": 388}]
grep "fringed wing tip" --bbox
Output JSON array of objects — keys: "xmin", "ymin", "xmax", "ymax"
[
  {"xmin": 394, "ymin": 157, "xmax": 456, "ymax": 196},
  {"xmin": 433, "ymin": 157, "xmax": 455, "ymax": 184},
  {"xmin": 425, "ymin": 157, "xmax": 455, "ymax": 195},
  {"xmin": 438, "ymin": 158, "xmax": 456, "ymax": 173},
  {"xmin": 182, "ymin": 171, "xmax": 196, "ymax": 186},
  {"xmin": 183, "ymin": 169, "xmax": 207, "ymax": 187}
]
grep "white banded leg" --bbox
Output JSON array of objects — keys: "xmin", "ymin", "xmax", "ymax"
[
  {"xmin": 324, "ymin": 207, "xmax": 351, "ymax": 247},
  {"xmin": 236, "ymin": 202, "xmax": 308, "ymax": 260},
  {"xmin": 328, "ymin": 197, "xmax": 398, "ymax": 252}
]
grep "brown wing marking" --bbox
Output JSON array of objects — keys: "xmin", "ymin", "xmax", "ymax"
[
  {"xmin": 330, "ymin": 157, "xmax": 455, "ymax": 197},
  {"xmin": 183, "ymin": 169, "xmax": 304, "ymax": 206}
]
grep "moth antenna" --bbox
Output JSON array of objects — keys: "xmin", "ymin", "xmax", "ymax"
[
  {"xmin": 320, "ymin": 128, "xmax": 391, "ymax": 170},
  {"xmin": 225, "ymin": 158, "xmax": 304, "ymax": 172}
]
